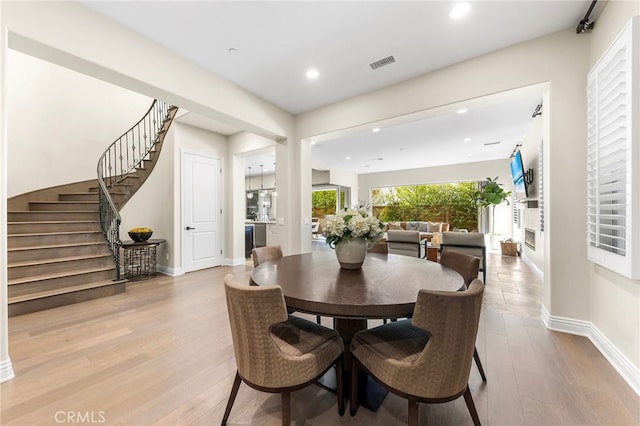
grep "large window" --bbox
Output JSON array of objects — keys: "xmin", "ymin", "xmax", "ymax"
[
  {"xmin": 312, "ymin": 187, "xmax": 347, "ymax": 218},
  {"xmin": 371, "ymin": 182, "xmax": 478, "ymax": 231},
  {"xmin": 586, "ymin": 17, "xmax": 639, "ymax": 279}
]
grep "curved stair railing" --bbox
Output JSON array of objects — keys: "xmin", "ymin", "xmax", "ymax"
[{"xmin": 97, "ymin": 100, "xmax": 177, "ymax": 279}]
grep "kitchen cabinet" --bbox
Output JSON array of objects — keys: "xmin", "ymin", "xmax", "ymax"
[{"xmin": 266, "ymin": 223, "xmax": 278, "ymax": 246}]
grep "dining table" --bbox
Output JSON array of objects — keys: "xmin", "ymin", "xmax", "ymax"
[{"xmin": 250, "ymin": 250, "xmax": 465, "ymax": 410}]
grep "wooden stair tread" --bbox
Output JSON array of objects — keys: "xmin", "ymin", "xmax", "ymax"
[
  {"xmin": 9, "ymin": 230, "xmax": 101, "ymax": 237},
  {"xmin": 8, "ymin": 266, "xmax": 116, "ymax": 286},
  {"xmin": 8, "ymin": 241, "xmax": 107, "ymax": 252},
  {"xmin": 60, "ymin": 192, "xmax": 98, "ymax": 195},
  {"xmin": 9, "ymin": 253, "xmax": 111, "ymax": 268},
  {"xmin": 8, "ymin": 220, "xmax": 98, "ymax": 225},
  {"xmin": 29, "ymin": 201, "xmax": 98, "ymax": 204},
  {"xmin": 8, "ymin": 279, "xmax": 127, "ymax": 304},
  {"xmin": 8, "ymin": 210, "xmax": 102, "ymax": 214}
]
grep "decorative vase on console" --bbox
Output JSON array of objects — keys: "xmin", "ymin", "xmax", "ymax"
[{"xmin": 321, "ymin": 207, "xmax": 384, "ymax": 270}]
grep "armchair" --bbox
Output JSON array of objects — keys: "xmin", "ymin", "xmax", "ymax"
[{"xmin": 386, "ymin": 230, "xmax": 421, "ymax": 257}]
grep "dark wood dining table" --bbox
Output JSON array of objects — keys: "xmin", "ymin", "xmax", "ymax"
[{"xmin": 250, "ymin": 250, "xmax": 465, "ymax": 410}]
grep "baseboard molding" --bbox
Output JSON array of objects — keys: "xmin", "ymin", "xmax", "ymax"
[
  {"xmin": 0, "ymin": 358, "xmax": 15, "ymax": 383},
  {"xmin": 156, "ymin": 265, "xmax": 183, "ymax": 276},
  {"xmin": 225, "ymin": 257, "xmax": 247, "ymax": 266},
  {"xmin": 520, "ymin": 253, "xmax": 544, "ymax": 280},
  {"xmin": 541, "ymin": 305, "xmax": 640, "ymax": 397}
]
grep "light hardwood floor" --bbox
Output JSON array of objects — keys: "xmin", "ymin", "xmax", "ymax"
[{"xmin": 2, "ymin": 244, "xmax": 639, "ymax": 425}]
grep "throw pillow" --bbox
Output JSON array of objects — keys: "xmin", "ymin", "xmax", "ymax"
[
  {"xmin": 387, "ymin": 222, "xmax": 402, "ymax": 230},
  {"xmin": 406, "ymin": 222, "xmax": 420, "ymax": 231},
  {"xmin": 418, "ymin": 222, "xmax": 430, "ymax": 232},
  {"xmin": 427, "ymin": 221, "xmax": 443, "ymax": 233}
]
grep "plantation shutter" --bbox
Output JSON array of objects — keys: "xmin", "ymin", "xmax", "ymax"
[{"xmin": 586, "ymin": 17, "xmax": 639, "ymax": 279}]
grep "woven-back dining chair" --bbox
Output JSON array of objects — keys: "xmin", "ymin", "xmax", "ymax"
[
  {"xmin": 440, "ymin": 250, "xmax": 487, "ymax": 382},
  {"xmin": 252, "ymin": 245, "xmax": 322, "ymax": 324},
  {"xmin": 440, "ymin": 232, "xmax": 487, "ymax": 282},
  {"xmin": 251, "ymin": 245, "xmax": 283, "ymax": 267},
  {"xmin": 350, "ymin": 280, "xmax": 485, "ymax": 426},
  {"xmin": 222, "ymin": 274, "xmax": 344, "ymax": 425}
]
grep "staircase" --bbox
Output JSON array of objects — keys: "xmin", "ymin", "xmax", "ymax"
[{"xmin": 7, "ymin": 101, "xmax": 177, "ymax": 317}]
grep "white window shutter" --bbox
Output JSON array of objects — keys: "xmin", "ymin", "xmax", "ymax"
[{"xmin": 586, "ymin": 17, "xmax": 639, "ymax": 279}]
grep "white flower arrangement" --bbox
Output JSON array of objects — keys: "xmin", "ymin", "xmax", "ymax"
[{"xmin": 321, "ymin": 208, "xmax": 385, "ymax": 248}]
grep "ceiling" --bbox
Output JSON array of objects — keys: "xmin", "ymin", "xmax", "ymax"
[{"xmin": 84, "ymin": 1, "xmax": 593, "ymax": 175}]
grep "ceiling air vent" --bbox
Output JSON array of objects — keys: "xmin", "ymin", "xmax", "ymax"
[
  {"xmin": 483, "ymin": 141, "xmax": 501, "ymax": 146},
  {"xmin": 369, "ymin": 55, "xmax": 396, "ymax": 70}
]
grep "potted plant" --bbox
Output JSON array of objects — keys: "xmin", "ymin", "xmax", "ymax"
[{"xmin": 474, "ymin": 177, "xmax": 511, "ymax": 236}]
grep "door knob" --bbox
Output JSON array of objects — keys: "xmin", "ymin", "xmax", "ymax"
[{"xmin": 185, "ymin": 226, "xmax": 196, "ymax": 230}]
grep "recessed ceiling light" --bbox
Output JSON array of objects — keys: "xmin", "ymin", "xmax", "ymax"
[
  {"xmin": 306, "ymin": 68, "xmax": 319, "ymax": 79},
  {"xmin": 449, "ymin": 2, "xmax": 471, "ymax": 20},
  {"xmin": 372, "ymin": 127, "xmax": 381, "ymax": 132},
  {"xmin": 466, "ymin": 154, "xmax": 473, "ymax": 158},
  {"xmin": 228, "ymin": 47, "xmax": 238, "ymax": 53},
  {"xmin": 464, "ymin": 137, "xmax": 472, "ymax": 142},
  {"xmin": 310, "ymin": 141, "xmax": 317, "ymax": 145},
  {"xmin": 345, "ymin": 156, "xmax": 351, "ymax": 160},
  {"xmin": 456, "ymin": 108, "xmax": 468, "ymax": 114}
]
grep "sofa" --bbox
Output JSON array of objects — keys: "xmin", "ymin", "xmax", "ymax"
[{"xmin": 383, "ymin": 221, "xmax": 450, "ymax": 242}]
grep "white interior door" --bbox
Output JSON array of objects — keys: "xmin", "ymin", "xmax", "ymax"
[{"xmin": 183, "ymin": 152, "xmax": 222, "ymax": 272}]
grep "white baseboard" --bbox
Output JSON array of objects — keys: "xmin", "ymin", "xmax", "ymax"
[
  {"xmin": 0, "ymin": 358, "xmax": 15, "ymax": 383},
  {"xmin": 520, "ymin": 253, "xmax": 544, "ymax": 280},
  {"xmin": 156, "ymin": 265, "xmax": 183, "ymax": 276},
  {"xmin": 541, "ymin": 305, "xmax": 640, "ymax": 397},
  {"xmin": 225, "ymin": 257, "xmax": 247, "ymax": 266}
]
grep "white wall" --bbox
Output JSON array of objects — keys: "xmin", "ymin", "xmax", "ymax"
[
  {"xmin": 587, "ymin": 2, "xmax": 640, "ymax": 380},
  {"xmin": 6, "ymin": 49, "xmax": 152, "ymax": 197},
  {"xmin": 516, "ymin": 115, "xmax": 545, "ymax": 273},
  {"xmin": 0, "ymin": 3, "xmax": 15, "ymax": 384}
]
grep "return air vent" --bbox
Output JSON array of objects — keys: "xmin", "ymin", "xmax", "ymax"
[
  {"xmin": 369, "ymin": 55, "xmax": 396, "ymax": 70},
  {"xmin": 483, "ymin": 141, "xmax": 501, "ymax": 146}
]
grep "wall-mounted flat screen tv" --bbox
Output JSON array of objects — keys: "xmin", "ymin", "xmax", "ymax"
[{"xmin": 510, "ymin": 150, "xmax": 529, "ymax": 200}]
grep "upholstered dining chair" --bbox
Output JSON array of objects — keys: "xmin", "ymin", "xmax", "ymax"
[
  {"xmin": 440, "ymin": 232, "xmax": 487, "ymax": 282},
  {"xmin": 251, "ymin": 245, "xmax": 283, "ymax": 267},
  {"xmin": 387, "ymin": 230, "xmax": 421, "ymax": 257},
  {"xmin": 252, "ymin": 245, "xmax": 322, "ymax": 324},
  {"xmin": 350, "ymin": 280, "xmax": 485, "ymax": 426},
  {"xmin": 439, "ymin": 250, "xmax": 487, "ymax": 382},
  {"xmin": 222, "ymin": 274, "xmax": 345, "ymax": 426}
]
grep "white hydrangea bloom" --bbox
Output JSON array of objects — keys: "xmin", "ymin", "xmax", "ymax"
[
  {"xmin": 347, "ymin": 215, "xmax": 369, "ymax": 237},
  {"xmin": 320, "ymin": 207, "xmax": 383, "ymax": 245},
  {"xmin": 321, "ymin": 216, "xmax": 346, "ymax": 237}
]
